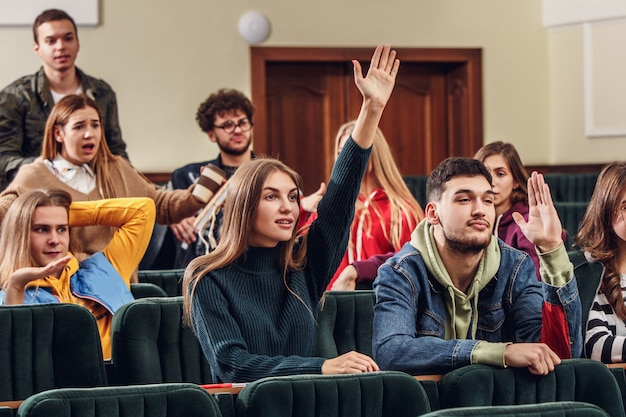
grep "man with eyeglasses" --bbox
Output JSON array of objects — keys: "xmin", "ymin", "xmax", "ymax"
[{"xmin": 165, "ymin": 88, "xmax": 256, "ymax": 268}]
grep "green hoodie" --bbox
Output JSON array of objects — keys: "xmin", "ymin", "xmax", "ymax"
[{"xmin": 410, "ymin": 220, "xmax": 511, "ymax": 366}]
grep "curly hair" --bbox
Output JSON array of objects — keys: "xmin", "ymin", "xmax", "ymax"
[{"xmin": 196, "ymin": 89, "xmax": 255, "ymax": 133}]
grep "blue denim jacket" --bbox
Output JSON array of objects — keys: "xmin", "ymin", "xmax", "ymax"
[{"xmin": 372, "ymin": 241, "xmax": 582, "ymax": 375}]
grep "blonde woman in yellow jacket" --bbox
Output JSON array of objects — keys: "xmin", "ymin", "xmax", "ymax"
[{"xmin": 0, "ymin": 190, "xmax": 156, "ymax": 359}]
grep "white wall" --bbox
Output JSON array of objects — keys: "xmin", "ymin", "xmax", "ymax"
[{"xmin": 0, "ymin": 0, "xmax": 598, "ymax": 173}]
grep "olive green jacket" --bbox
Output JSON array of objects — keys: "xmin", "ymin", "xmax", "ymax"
[{"xmin": 0, "ymin": 66, "xmax": 128, "ymax": 190}]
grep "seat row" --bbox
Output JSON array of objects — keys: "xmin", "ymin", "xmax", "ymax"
[
  {"xmin": 11, "ymin": 372, "xmax": 618, "ymax": 417},
  {"xmin": 1, "ymin": 286, "xmax": 625, "ymax": 416}
]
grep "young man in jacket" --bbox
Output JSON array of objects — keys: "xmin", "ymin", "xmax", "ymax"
[
  {"xmin": 0, "ymin": 9, "xmax": 128, "ymax": 191},
  {"xmin": 372, "ymin": 157, "xmax": 581, "ymax": 376}
]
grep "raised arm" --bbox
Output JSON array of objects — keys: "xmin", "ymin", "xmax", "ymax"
[
  {"xmin": 351, "ymin": 45, "xmax": 399, "ymax": 150},
  {"xmin": 304, "ymin": 45, "xmax": 399, "ymax": 294},
  {"xmin": 512, "ymin": 171, "xmax": 563, "ymax": 252},
  {"xmin": 71, "ymin": 197, "xmax": 156, "ymax": 282}
]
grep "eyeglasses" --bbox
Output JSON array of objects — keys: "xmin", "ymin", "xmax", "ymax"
[{"xmin": 213, "ymin": 118, "xmax": 253, "ymax": 134}]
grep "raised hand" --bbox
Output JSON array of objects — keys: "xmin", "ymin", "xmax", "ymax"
[
  {"xmin": 300, "ymin": 182, "xmax": 326, "ymax": 213},
  {"xmin": 353, "ymin": 44, "xmax": 400, "ymax": 109},
  {"xmin": 512, "ymin": 171, "xmax": 563, "ymax": 252},
  {"xmin": 350, "ymin": 45, "xmax": 400, "ymax": 149},
  {"xmin": 5, "ymin": 255, "xmax": 73, "ymax": 304}
]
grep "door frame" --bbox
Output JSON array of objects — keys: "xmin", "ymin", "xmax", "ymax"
[{"xmin": 250, "ymin": 46, "xmax": 483, "ymax": 159}]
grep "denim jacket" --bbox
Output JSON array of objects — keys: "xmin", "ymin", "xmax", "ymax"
[{"xmin": 372, "ymin": 240, "xmax": 582, "ymax": 375}]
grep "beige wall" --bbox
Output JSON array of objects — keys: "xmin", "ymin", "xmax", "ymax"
[{"xmin": 1, "ymin": 0, "xmax": 603, "ymax": 173}]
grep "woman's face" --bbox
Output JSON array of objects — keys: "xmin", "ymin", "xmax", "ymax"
[
  {"xmin": 55, "ymin": 106, "xmax": 102, "ymax": 165},
  {"xmin": 249, "ymin": 171, "xmax": 300, "ymax": 247},
  {"xmin": 483, "ymin": 154, "xmax": 518, "ymax": 215}
]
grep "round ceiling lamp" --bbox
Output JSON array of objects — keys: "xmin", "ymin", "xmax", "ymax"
[{"xmin": 238, "ymin": 11, "xmax": 271, "ymax": 44}]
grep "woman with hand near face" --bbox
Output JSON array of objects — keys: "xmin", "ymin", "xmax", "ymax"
[
  {"xmin": 0, "ymin": 94, "xmax": 213, "ymax": 263},
  {"xmin": 183, "ymin": 45, "xmax": 398, "ymax": 383},
  {"xmin": 0, "ymin": 189, "xmax": 155, "ymax": 359}
]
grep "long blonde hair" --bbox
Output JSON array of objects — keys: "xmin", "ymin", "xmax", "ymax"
[
  {"xmin": 0, "ymin": 189, "xmax": 72, "ymax": 289},
  {"xmin": 335, "ymin": 121, "xmax": 423, "ymax": 251},
  {"xmin": 42, "ymin": 94, "xmax": 126, "ymax": 198},
  {"xmin": 182, "ymin": 158, "xmax": 307, "ymax": 325}
]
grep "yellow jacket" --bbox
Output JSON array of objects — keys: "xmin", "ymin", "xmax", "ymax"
[{"xmin": 26, "ymin": 197, "xmax": 156, "ymax": 358}]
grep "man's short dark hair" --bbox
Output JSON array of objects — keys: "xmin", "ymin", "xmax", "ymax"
[
  {"xmin": 426, "ymin": 157, "xmax": 493, "ymax": 202},
  {"xmin": 33, "ymin": 9, "xmax": 78, "ymax": 44},
  {"xmin": 196, "ymin": 89, "xmax": 255, "ymax": 133}
]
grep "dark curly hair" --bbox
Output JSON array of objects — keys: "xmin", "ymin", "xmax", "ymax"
[{"xmin": 196, "ymin": 89, "xmax": 255, "ymax": 133}]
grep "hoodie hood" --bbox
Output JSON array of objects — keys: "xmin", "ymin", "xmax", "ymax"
[
  {"xmin": 410, "ymin": 219, "xmax": 501, "ymax": 339},
  {"xmin": 494, "ymin": 200, "xmax": 529, "ymax": 240}
]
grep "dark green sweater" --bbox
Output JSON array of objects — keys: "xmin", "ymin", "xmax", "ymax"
[{"xmin": 192, "ymin": 137, "xmax": 371, "ymax": 383}]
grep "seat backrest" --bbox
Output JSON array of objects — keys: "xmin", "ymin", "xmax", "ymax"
[
  {"xmin": 111, "ymin": 296, "xmax": 212, "ymax": 385},
  {"xmin": 315, "ymin": 290, "xmax": 376, "ymax": 358},
  {"xmin": 235, "ymin": 371, "xmax": 431, "ymax": 417},
  {"xmin": 568, "ymin": 250, "xmax": 602, "ymax": 333},
  {"xmin": 438, "ymin": 359, "xmax": 625, "ymax": 417},
  {"xmin": 17, "ymin": 383, "xmax": 222, "ymax": 417},
  {"xmin": 543, "ymin": 172, "xmax": 598, "ymax": 202},
  {"xmin": 137, "ymin": 269, "xmax": 185, "ymax": 297},
  {"xmin": 420, "ymin": 401, "xmax": 610, "ymax": 417},
  {"xmin": 553, "ymin": 202, "xmax": 589, "ymax": 250},
  {"xmin": 0, "ymin": 303, "xmax": 107, "ymax": 401},
  {"xmin": 130, "ymin": 282, "xmax": 168, "ymax": 299},
  {"xmin": 403, "ymin": 175, "xmax": 428, "ymax": 207}
]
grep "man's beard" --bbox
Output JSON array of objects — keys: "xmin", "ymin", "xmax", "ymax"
[
  {"xmin": 217, "ymin": 136, "xmax": 252, "ymax": 156},
  {"xmin": 443, "ymin": 228, "xmax": 490, "ymax": 255}
]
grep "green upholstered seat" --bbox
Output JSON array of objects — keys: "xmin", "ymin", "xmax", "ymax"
[
  {"xmin": 130, "ymin": 282, "xmax": 168, "ymax": 298},
  {"xmin": 137, "ymin": 269, "xmax": 185, "ymax": 297},
  {"xmin": 553, "ymin": 202, "xmax": 588, "ymax": 250},
  {"xmin": 235, "ymin": 371, "xmax": 431, "ymax": 417},
  {"xmin": 110, "ymin": 296, "xmax": 212, "ymax": 385},
  {"xmin": 315, "ymin": 290, "xmax": 441, "ymax": 410},
  {"xmin": 315, "ymin": 290, "xmax": 376, "ymax": 358},
  {"xmin": 403, "ymin": 175, "xmax": 428, "ymax": 207},
  {"xmin": 568, "ymin": 250, "xmax": 602, "ymax": 335},
  {"xmin": 16, "ymin": 383, "xmax": 222, "ymax": 417},
  {"xmin": 543, "ymin": 172, "xmax": 598, "ymax": 202},
  {"xmin": 438, "ymin": 359, "xmax": 625, "ymax": 417},
  {"xmin": 0, "ymin": 303, "xmax": 107, "ymax": 402},
  {"xmin": 420, "ymin": 401, "xmax": 610, "ymax": 416}
]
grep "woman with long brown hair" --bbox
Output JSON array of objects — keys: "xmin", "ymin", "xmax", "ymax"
[
  {"xmin": 183, "ymin": 45, "xmax": 398, "ymax": 383},
  {"xmin": 577, "ymin": 161, "xmax": 626, "ymax": 363}
]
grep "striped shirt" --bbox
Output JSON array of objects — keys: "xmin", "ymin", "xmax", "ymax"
[{"xmin": 585, "ymin": 274, "xmax": 626, "ymax": 363}]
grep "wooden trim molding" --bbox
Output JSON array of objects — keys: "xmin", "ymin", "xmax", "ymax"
[{"xmin": 142, "ymin": 163, "xmax": 607, "ymax": 186}]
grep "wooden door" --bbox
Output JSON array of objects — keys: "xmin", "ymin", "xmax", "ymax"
[{"xmin": 251, "ymin": 47, "xmax": 483, "ymax": 195}]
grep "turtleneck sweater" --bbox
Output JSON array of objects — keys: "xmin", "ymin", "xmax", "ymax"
[{"xmin": 191, "ymin": 137, "xmax": 371, "ymax": 383}]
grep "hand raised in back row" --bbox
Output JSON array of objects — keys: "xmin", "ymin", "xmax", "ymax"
[{"xmin": 352, "ymin": 44, "xmax": 400, "ymax": 110}]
